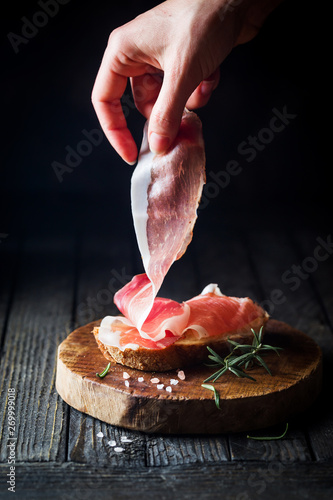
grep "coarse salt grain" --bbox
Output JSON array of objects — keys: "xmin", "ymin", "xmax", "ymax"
[
  {"xmin": 108, "ymin": 440, "xmax": 117, "ymax": 447},
  {"xmin": 170, "ymin": 379, "xmax": 178, "ymax": 385},
  {"xmin": 157, "ymin": 384, "xmax": 164, "ymax": 390},
  {"xmin": 114, "ymin": 447, "xmax": 125, "ymax": 453},
  {"xmin": 178, "ymin": 370, "xmax": 185, "ymax": 380},
  {"xmin": 151, "ymin": 378, "xmax": 160, "ymax": 383},
  {"xmin": 96, "ymin": 432, "xmax": 104, "ymax": 438},
  {"xmin": 123, "ymin": 372, "xmax": 130, "ymax": 379},
  {"xmin": 124, "ymin": 380, "xmax": 130, "ymax": 388},
  {"xmin": 166, "ymin": 386, "xmax": 172, "ymax": 393},
  {"xmin": 138, "ymin": 377, "xmax": 144, "ymax": 382}
]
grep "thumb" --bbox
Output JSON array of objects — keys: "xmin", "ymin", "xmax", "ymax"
[{"xmin": 147, "ymin": 71, "xmax": 197, "ymax": 154}]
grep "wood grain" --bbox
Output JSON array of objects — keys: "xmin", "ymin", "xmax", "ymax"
[
  {"xmin": 244, "ymin": 226, "xmax": 333, "ymax": 460},
  {"xmin": 2, "ymin": 461, "xmax": 332, "ymax": 500},
  {"xmin": 0, "ymin": 236, "xmax": 75, "ymax": 463},
  {"xmin": 56, "ymin": 319, "xmax": 322, "ymax": 434}
]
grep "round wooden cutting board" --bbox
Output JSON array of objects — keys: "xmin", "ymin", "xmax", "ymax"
[{"xmin": 56, "ymin": 319, "xmax": 322, "ymax": 434}]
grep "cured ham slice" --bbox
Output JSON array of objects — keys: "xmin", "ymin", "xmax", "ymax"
[
  {"xmin": 94, "ymin": 283, "xmax": 268, "ymax": 371},
  {"xmin": 131, "ymin": 109, "xmax": 205, "ymax": 331},
  {"xmin": 97, "ymin": 282, "xmax": 267, "ymax": 350},
  {"xmin": 183, "ymin": 284, "xmax": 266, "ymax": 340},
  {"xmin": 112, "ymin": 274, "xmax": 190, "ymax": 343}
]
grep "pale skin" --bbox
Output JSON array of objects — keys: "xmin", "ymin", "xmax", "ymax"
[{"xmin": 91, "ymin": 0, "xmax": 284, "ymax": 164}]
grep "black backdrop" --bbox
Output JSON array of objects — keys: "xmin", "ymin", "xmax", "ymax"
[{"xmin": 1, "ymin": 0, "xmax": 329, "ymax": 241}]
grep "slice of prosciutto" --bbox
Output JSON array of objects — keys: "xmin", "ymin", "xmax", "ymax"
[
  {"xmin": 130, "ymin": 108, "xmax": 205, "ymax": 331},
  {"xmin": 98, "ymin": 281, "xmax": 267, "ymax": 351}
]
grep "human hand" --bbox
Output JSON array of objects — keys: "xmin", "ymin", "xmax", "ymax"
[{"xmin": 92, "ymin": 0, "xmax": 282, "ymax": 164}]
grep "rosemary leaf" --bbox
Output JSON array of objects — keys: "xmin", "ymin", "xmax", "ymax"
[
  {"xmin": 236, "ymin": 344, "xmax": 254, "ymax": 351},
  {"xmin": 229, "ymin": 352, "xmax": 253, "ymax": 366},
  {"xmin": 201, "ymin": 384, "xmax": 221, "ymax": 410},
  {"xmin": 228, "ymin": 366, "xmax": 244, "ymax": 378},
  {"xmin": 247, "ymin": 422, "xmax": 289, "ymax": 441},
  {"xmin": 96, "ymin": 362, "xmax": 111, "ymax": 378},
  {"xmin": 252, "ymin": 329, "xmax": 260, "ymax": 345},
  {"xmin": 231, "ymin": 367, "xmax": 256, "ymax": 381},
  {"xmin": 254, "ymin": 354, "xmax": 272, "ymax": 375},
  {"xmin": 207, "ymin": 346, "xmax": 225, "ymax": 364},
  {"xmin": 227, "ymin": 338, "xmax": 241, "ymax": 348},
  {"xmin": 261, "ymin": 345, "xmax": 283, "ymax": 355},
  {"xmin": 211, "ymin": 367, "xmax": 228, "ymax": 382}
]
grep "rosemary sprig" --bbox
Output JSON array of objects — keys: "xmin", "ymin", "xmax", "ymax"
[
  {"xmin": 201, "ymin": 384, "xmax": 221, "ymax": 410},
  {"xmin": 203, "ymin": 326, "xmax": 282, "ymax": 385},
  {"xmin": 96, "ymin": 362, "xmax": 111, "ymax": 378},
  {"xmin": 247, "ymin": 422, "xmax": 289, "ymax": 440}
]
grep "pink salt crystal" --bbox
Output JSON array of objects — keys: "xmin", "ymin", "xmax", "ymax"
[
  {"xmin": 151, "ymin": 378, "xmax": 160, "ymax": 384},
  {"xmin": 178, "ymin": 370, "xmax": 185, "ymax": 380},
  {"xmin": 123, "ymin": 372, "xmax": 130, "ymax": 379}
]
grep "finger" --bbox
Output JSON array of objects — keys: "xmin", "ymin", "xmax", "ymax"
[
  {"xmin": 147, "ymin": 69, "xmax": 198, "ymax": 154},
  {"xmin": 91, "ymin": 57, "xmax": 138, "ymax": 165},
  {"xmin": 130, "ymin": 73, "xmax": 163, "ymax": 119},
  {"xmin": 186, "ymin": 68, "xmax": 220, "ymax": 109}
]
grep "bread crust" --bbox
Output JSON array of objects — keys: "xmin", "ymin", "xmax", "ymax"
[{"xmin": 92, "ymin": 313, "xmax": 269, "ymax": 372}]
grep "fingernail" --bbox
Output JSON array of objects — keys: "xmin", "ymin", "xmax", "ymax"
[
  {"xmin": 125, "ymin": 159, "xmax": 136, "ymax": 166},
  {"xmin": 200, "ymin": 80, "xmax": 215, "ymax": 96},
  {"xmin": 149, "ymin": 132, "xmax": 170, "ymax": 154}
]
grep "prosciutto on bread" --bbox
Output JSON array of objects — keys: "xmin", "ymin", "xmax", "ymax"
[{"xmin": 94, "ymin": 281, "xmax": 268, "ymax": 371}]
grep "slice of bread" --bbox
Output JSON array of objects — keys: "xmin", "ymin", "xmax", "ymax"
[{"xmin": 92, "ymin": 312, "xmax": 269, "ymax": 372}]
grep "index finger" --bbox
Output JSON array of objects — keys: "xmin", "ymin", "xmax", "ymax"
[{"xmin": 91, "ymin": 56, "xmax": 138, "ymax": 165}]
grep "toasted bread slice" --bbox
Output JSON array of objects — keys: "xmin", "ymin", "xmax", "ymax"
[{"xmin": 92, "ymin": 312, "xmax": 268, "ymax": 371}]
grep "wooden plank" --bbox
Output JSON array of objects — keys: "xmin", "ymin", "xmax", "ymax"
[
  {"xmin": 75, "ymin": 225, "xmax": 135, "ymax": 327},
  {"xmin": 68, "ymin": 408, "xmax": 146, "ymax": 468},
  {"xmin": 238, "ymin": 227, "xmax": 333, "ymax": 462},
  {"xmin": 193, "ymin": 218, "xmax": 262, "ymax": 300},
  {"xmin": 1, "ymin": 462, "xmax": 332, "ymax": 499},
  {"xmin": 230, "ymin": 424, "xmax": 312, "ymax": 462},
  {"xmin": 0, "ymin": 235, "xmax": 76, "ymax": 463},
  {"xmin": 67, "ymin": 225, "xmax": 147, "ymax": 466},
  {"xmin": 0, "ymin": 236, "xmax": 18, "ymax": 352},
  {"xmin": 244, "ymin": 227, "xmax": 333, "ymax": 352},
  {"xmin": 291, "ymin": 228, "xmax": 333, "ymax": 345},
  {"xmin": 146, "ymin": 435, "xmax": 229, "ymax": 466},
  {"xmin": 291, "ymin": 228, "xmax": 333, "ymax": 461},
  {"xmin": 242, "ymin": 226, "xmax": 333, "ymax": 361},
  {"xmin": 192, "ymin": 223, "xmax": 316, "ymax": 462}
]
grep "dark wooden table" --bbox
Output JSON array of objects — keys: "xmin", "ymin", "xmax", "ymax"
[{"xmin": 1, "ymin": 196, "xmax": 332, "ymax": 499}]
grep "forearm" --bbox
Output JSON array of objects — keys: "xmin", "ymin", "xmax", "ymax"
[{"xmin": 230, "ymin": 0, "xmax": 286, "ymax": 45}]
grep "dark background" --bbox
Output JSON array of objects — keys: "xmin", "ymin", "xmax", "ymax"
[{"xmin": 1, "ymin": 0, "xmax": 329, "ymax": 243}]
